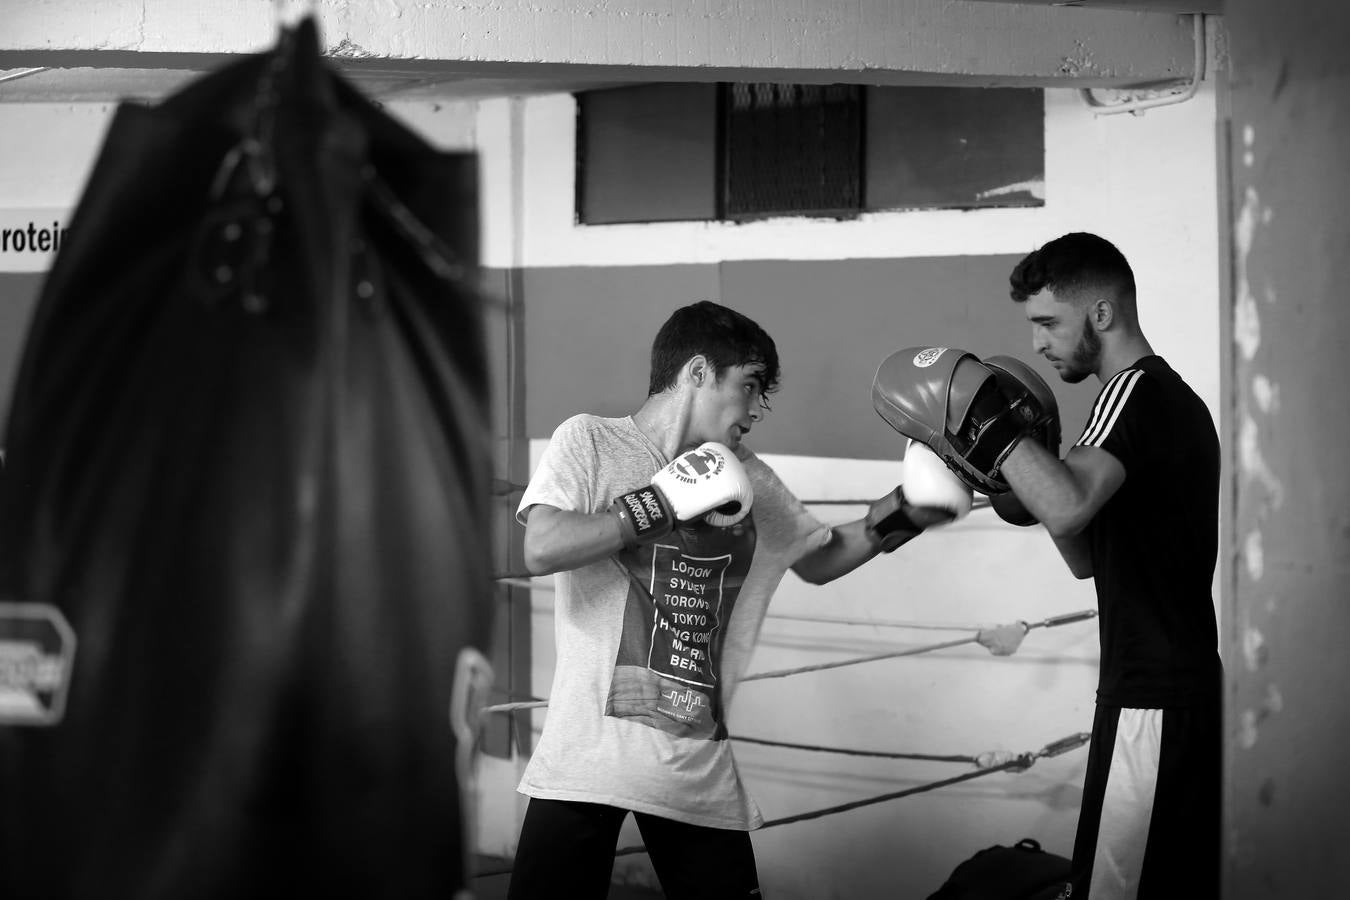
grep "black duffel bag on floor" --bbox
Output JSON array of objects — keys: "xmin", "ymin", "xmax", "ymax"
[{"xmin": 927, "ymin": 838, "xmax": 1071, "ymax": 900}]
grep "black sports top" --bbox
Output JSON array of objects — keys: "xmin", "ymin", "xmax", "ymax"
[{"xmin": 1075, "ymin": 356, "xmax": 1222, "ymax": 708}]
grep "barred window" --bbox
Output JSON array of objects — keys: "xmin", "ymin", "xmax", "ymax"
[
  {"xmin": 577, "ymin": 82, "xmax": 1043, "ymax": 225},
  {"xmin": 722, "ymin": 83, "xmax": 863, "ymax": 220}
]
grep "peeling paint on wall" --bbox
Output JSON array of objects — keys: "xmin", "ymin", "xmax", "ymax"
[
  {"xmin": 1238, "ymin": 708, "xmax": 1260, "ymax": 749},
  {"xmin": 1243, "ymin": 529, "xmax": 1264, "ymax": 582},
  {"xmin": 329, "ymin": 37, "xmax": 379, "ymax": 59},
  {"xmin": 1251, "ymin": 374, "xmax": 1279, "ymax": 413},
  {"xmin": 1241, "ymin": 620, "xmax": 1266, "ymax": 671},
  {"xmin": 975, "ymin": 179, "xmax": 1047, "ymax": 201},
  {"xmin": 1058, "ymin": 39, "xmax": 1097, "ymax": 76},
  {"xmin": 1237, "ymin": 684, "xmax": 1284, "ymax": 750},
  {"xmin": 1233, "ymin": 185, "xmax": 1263, "ymax": 362},
  {"xmin": 1238, "ymin": 414, "xmax": 1285, "ymax": 507},
  {"xmin": 1232, "ymin": 128, "xmax": 1285, "ymax": 512}
]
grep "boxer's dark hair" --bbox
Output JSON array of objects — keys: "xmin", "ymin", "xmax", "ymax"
[
  {"xmin": 1010, "ymin": 232, "xmax": 1136, "ymax": 307},
  {"xmin": 648, "ymin": 300, "xmax": 780, "ymax": 401}
]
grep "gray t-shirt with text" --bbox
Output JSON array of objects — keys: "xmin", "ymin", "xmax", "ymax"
[{"xmin": 516, "ymin": 414, "xmax": 831, "ymax": 829}]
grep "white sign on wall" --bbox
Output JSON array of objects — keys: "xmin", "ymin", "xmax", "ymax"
[{"xmin": 0, "ymin": 209, "xmax": 70, "ymax": 273}]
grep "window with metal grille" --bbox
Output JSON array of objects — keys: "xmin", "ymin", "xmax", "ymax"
[
  {"xmin": 575, "ymin": 83, "xmax": 1043, "ymax": 225},
  {"xmin": 722, "ymin": 83, "xmax": 863, "ymax": 221}
]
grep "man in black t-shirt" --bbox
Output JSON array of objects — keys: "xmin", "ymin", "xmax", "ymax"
[{"xmin": 995, "ymin": 233, "xmax": 1222, "ymax": 899}]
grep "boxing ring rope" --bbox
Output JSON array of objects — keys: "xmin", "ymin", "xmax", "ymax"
[
  {"xmin": 741, "ymin": 633, "xmax": 1002, "ymax": 682},
  {"xmin": 494, "ymin": 477, "xmax": 995, "ymax": 513},
  {"xmin": 496, "ymin": 574, "xmax": 1090, "ymax": 636},
  {"xmin": 743, "ymin": 610, "xmax": 1094, "ymax": 681},
  {"xmin": 477, "ymin": 607, "xmax": 1095, "ymax": 716},
  {"xmin": 752, "ymin": 610, "xmax": 1002, "ymax": 632},
  {"xmin": 729, "ymin": 736, "xmax": 983, "ymax": 765},
  {"xmin": 498, "ymin": 572, "xmax": 982, "ymax": 631},
  {"xmin": 472, "ymin": 730, "xmax": 1091, "ymax": 878},
  {"xmin": 749, "ymin": 731, "xmax": 1090, "ymax": 829}
]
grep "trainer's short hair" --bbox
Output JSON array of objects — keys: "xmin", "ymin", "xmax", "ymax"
[
  {"xmin": 1009, "ymin": 232, "xmax": 1136, "ymax": 307},
  {"xmin": 647, "ymin": 300, "xmax": 780, "ymax": 400}
]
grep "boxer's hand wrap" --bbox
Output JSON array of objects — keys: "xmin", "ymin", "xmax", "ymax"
[
  {"xmin": 866, "ymin": 442, "xmax": 972, "ymax": 552},
  {"xmin": 865, "ymin": 488, "xmax": 924, "ymax": 553},
  {"xmin": 611, "ymin": 485, "xmax": 676, "ymax": 549},
  {"xmin": 611, "ymin": 442, "xmax": 753, "ymax": 550}
]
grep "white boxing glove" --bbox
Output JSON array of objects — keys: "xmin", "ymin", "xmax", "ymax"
[
  {"xmin": 865, "ymin": 441, "xmax": 973, "ymax": 552},
  {"xmin": 611, "ymin": 442, "xmax": 754, "ymax": 547},
  {"xmin": 902, "ymin": 440, "xmax": 972, "ymax": 521}
]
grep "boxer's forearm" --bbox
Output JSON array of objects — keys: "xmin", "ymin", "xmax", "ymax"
[
  {"xmin": 521, "ymin": 504, "xmax": 625, "ymax": 575},
  {"xmin": 791, "ymin": 520, "xmax": 887, "ymax": 585}
]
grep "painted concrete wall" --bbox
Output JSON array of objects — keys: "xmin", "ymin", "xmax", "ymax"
[
  {"xmin": 484, "ymin": 88, "xmax": 1224, "ymax": 428},
  {"xmin": 513, "ymin": 256, "xmax": 1101, "ymax": 462},
  {"xmin": 476, "ymin": 78, "xmax": 1224, "ymax": 897},
  {"xmin": 1222, "ymin": 1, "xmax": 1350, "ymax": 895}
]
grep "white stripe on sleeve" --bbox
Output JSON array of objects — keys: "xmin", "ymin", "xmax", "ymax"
[
  {"xmin": 1077, "ymin": 370, "xmax": 1129, "ymax": 446},
  {"xmin": 1077, "ymin": 369, "xmax": 1143, "ymax": 448}
]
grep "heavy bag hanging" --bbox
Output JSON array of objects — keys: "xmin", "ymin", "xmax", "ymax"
[{"xmin": 0, "ymin": 18, "xmax": 493, "ymax": 900}]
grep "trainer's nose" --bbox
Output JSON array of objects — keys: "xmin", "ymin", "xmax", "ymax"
[{"xmin": 1031, "ymin": 324, "xmax": 1049, "ymax": 356}]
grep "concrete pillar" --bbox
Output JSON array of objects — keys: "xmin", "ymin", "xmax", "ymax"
[{"xmin": 1223, "ymin": 0, "xmax": 1350, "ymax": 894}]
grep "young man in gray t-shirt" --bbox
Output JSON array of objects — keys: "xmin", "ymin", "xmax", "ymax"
[{"xmin": 509, "ymin": 300, "xmax": 962, "ymax": 899}]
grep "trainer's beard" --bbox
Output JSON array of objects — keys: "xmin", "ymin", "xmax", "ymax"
[{"xmin": 1060, "ymin": 316, "xmax": 1102, "ymax": 384}]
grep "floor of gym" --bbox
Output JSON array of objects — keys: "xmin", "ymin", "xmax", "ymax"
[{"xmin": 473, "ymin": 856, "xmax": 663, "ymax": 898}]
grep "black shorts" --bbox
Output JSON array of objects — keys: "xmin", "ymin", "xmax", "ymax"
[
  {"xmin": 507, "ymin": 798, "xmax": 761, "ymax": 900},
  {"xmin": 1070, "ymin": 704, "xmax": 1220, "ymax": 898}
]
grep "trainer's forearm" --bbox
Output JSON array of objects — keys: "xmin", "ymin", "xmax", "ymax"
[
  {"xmin": 522, "ymin": 506, "xmax": 625, "ymax": 575},
  {"xmin": 791, "ymin": 520, "xmax": 884, "ymax": 585},
  {"xmin": 1000, "ymin": 440, "xmax": 1093, "ymax": 537},
  {"xmin": 1050, "ymin": 531, "xmax": 1094, "ymax": 579}
]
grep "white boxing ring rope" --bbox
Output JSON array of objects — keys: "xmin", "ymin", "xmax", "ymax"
[
  {"xmin": 477, "ymin": 606, "xmax": 1096, "ymax": 712},
  {"xmin": 499, "ymin": 573, "xmax": 1046, "ymax": 634}
]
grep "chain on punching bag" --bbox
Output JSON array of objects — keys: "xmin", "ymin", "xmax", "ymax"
[{"xmin": 0, "ymin": 18, "xmax": 494, "ymax": 899}]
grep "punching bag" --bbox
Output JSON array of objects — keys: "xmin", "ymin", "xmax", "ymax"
[{"xmin": 0, "ymin": 18, "xmax": 493, "ymax": 899}]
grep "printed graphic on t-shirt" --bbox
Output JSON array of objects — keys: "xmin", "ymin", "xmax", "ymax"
[{"xmin": 605, "ymin": 517, "xmax": 755, "ymax": 740}]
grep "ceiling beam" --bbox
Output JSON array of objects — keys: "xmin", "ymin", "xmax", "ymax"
[{"xmin": 1, "ymin": 0, "xmax": 1201, "ymax": 91}]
